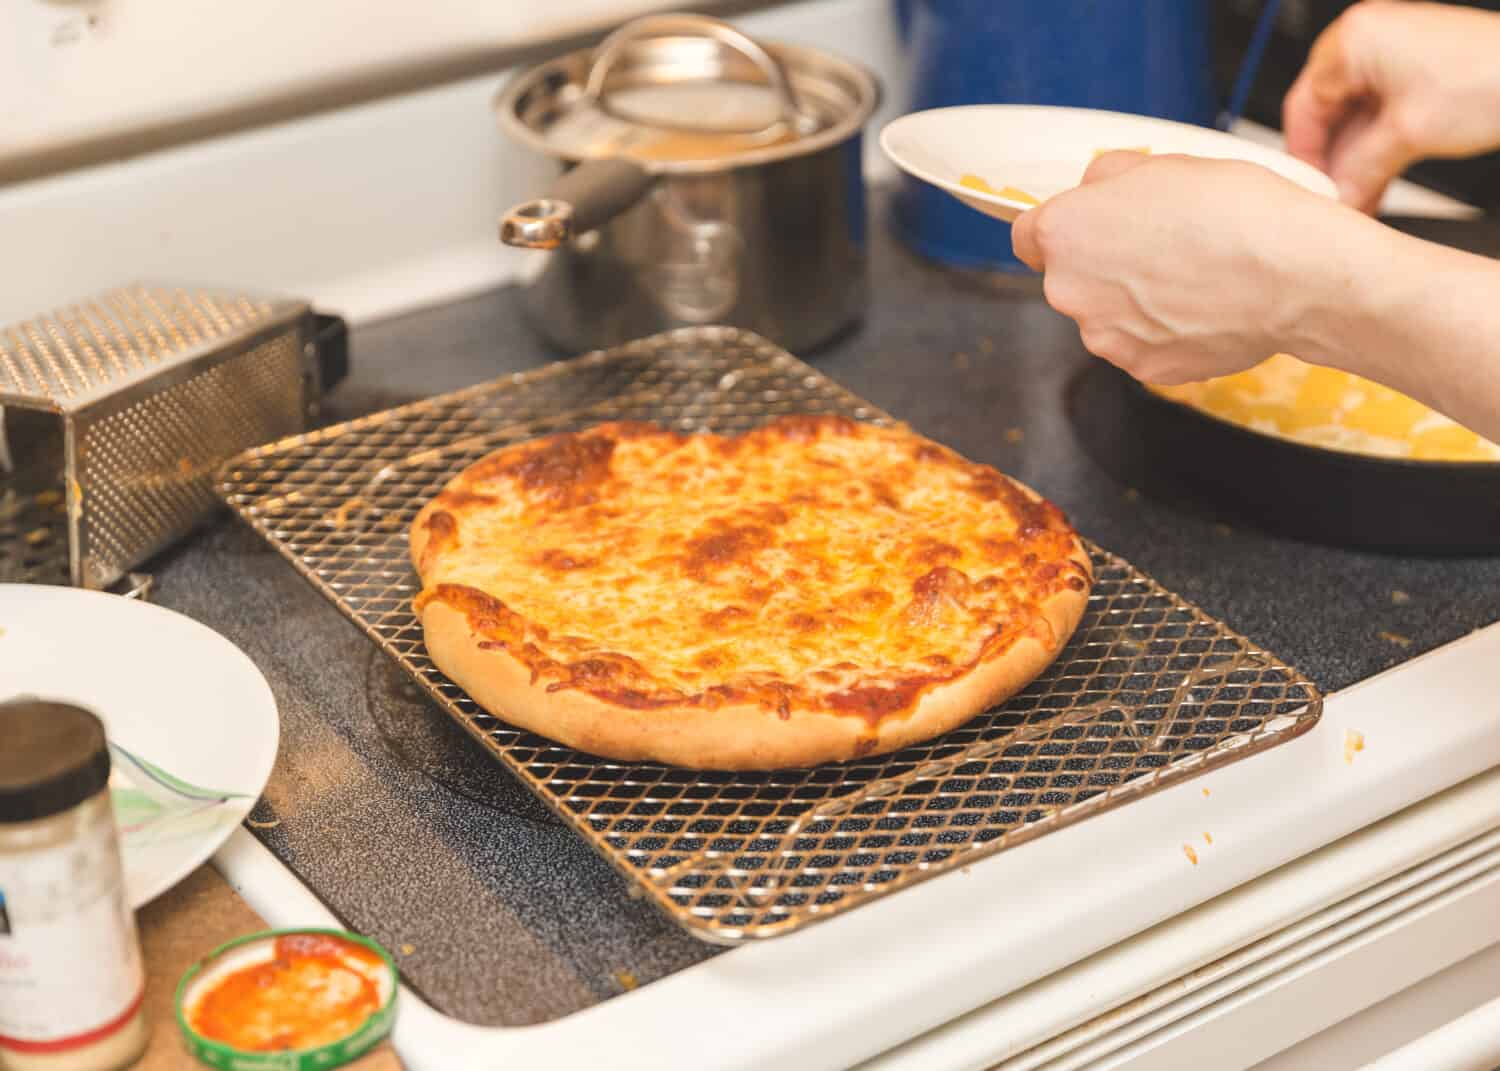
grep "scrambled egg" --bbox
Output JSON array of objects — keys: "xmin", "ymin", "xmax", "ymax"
[
  {"xmin": 958, "ymin": 174, "xmax": 1040, "ymax": 205},
  {"xmin": 1152, "ymin": 354, "xmax": 1500, "ymax": 462},
  {"xmin": 959, "ymin": 148, "xmax": 1148, "ymax": 205}
]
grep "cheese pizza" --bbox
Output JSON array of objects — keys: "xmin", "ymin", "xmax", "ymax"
[{"xmin": 410, "ymin": 415, "xmax": 1091, "ymax": 769}]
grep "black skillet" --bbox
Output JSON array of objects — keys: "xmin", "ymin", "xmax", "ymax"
[{"xmin": 1066, "ymin": 216, "xmax": 1500, "ymax": 556}]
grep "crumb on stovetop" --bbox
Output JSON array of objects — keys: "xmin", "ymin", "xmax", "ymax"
[
  {"xmin": 1004, "ymin": 427, "xmax": 1025, "ymax": 444},
  {"xmin": 614, "ymin": 969, "xmax": 639, "ymax": 992},
  {"xmin": 1378, "ymin": 630, "xmax": 1413, "ymax": 648},
  {"xmin": 1344, "ymin": 729, "xmax": 1365, "ymax": 764},
  {"xmin": 1390, "ymin": 589, "xmax": 1412, "ymax": 605}
]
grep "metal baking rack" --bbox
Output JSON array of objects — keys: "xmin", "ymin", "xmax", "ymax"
[{"xmin": 218, "ymin": 326, "xmax": 1322, "ymax": 943}]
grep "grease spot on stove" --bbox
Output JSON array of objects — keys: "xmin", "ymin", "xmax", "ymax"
[{"xmin": 364, "ymin": 647, "xmax": 560, "ymax": 824}]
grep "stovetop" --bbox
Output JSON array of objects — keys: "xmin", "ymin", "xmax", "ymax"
[{"xmin": 145, "ymin": 204, "xmax": 1500, "ymax": 1026}]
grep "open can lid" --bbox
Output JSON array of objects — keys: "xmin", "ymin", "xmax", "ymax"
[{"xmin": 176, "ymin": 928, "xmax": 399, "ymax": 1071}]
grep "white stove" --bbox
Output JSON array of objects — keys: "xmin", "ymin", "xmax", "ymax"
[
  {"xmin": 5, "ymin": 1, "xmax": 1495, "ymax": 1066},
  {"xmin": 212, "ymin": 622, "xmax": 1500, "ymax": 1070}
]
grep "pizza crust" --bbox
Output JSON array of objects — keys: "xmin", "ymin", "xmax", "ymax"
[{"xmin": 417, "ymin": 569, "xmax": 1087, "ymax": 769}]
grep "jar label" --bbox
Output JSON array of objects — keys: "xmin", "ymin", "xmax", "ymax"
[{"xmin": 0, "ymin": 811, "xmax": 145, "ymax": 1049}]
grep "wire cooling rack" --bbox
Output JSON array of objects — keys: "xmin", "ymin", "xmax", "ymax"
[{"xmin": 219, "ymin": 326, "xmax": 1321, "ymax": 943}]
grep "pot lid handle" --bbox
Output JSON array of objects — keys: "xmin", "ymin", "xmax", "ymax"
[{"xmin": 582, "ymin": 13, "xmax": 815, "ymax": 137}]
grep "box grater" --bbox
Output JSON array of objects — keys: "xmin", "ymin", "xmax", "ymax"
[{"xmin": 0, "ymin": 283, "xmax": 346, "ymax": 590}]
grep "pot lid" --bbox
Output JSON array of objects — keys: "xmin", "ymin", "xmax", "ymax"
[{"xmin": 498, "ymin": 13, "xmax": 879, "ymax": 170}]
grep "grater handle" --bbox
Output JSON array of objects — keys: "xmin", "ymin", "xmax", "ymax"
[{"xmin": 312, "ymin": 313, "xmax": 349, "ymax": 391}]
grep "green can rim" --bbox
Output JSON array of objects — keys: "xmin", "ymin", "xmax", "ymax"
[{"xmin": 174, "ymin": 927, "xmax": 399, "ymax": 1071}]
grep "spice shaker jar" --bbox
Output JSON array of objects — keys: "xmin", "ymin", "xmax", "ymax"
[{"xmin": 0, "ymin": 699, "xmax": 148, "ymax": 1071}]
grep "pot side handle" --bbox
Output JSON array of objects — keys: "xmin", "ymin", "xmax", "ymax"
[{"xmin": 499, "ymin": 159, "xmax": 656, "ymax": 249}]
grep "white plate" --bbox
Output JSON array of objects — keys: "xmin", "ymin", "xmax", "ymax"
[
  {"xmin": 0, "ymin": 584, "xmax": 278, "ymax": 908},
  {"xmin": 880, "ymin": 104, "xmax": 1338, "ymax": 223}
]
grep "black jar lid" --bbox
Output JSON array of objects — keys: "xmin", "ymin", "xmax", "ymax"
[{"xmin": 0, "ymin": 698, "xmax": 111, "ymax": 823}]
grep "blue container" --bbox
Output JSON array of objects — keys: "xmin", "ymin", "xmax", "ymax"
[{"xmin": 893, "ymin": 0, "xmax": 1217, "ymax": 270}]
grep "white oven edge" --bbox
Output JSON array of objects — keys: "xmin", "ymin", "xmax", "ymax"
[
  {"xmin": 1363, "ymin": 988, "xmax": 1500, "ymax": 1071},
  {"xmin": 859, "ymin": 778, "xmax": 1500, "ymax": 1071},
  {"xmin": 214, "ymin": 619, "xmax": 1500, "ymax": 1071}
]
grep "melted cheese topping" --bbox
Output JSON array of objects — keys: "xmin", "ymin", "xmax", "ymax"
[
  {"xmin": 1153, "ymin": 354, "xmax": 1500, "ymax": 462},
  {"xmin": 414, "ymin": 417, "xmax": 1087, "ymax": 720}
]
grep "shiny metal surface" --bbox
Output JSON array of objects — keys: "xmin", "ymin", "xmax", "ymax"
[
  {"xmin": 519, "ymin": 148, "xmax": 867, "ymax": 352},
  {"xmin": 495, "ymin": 16, "xmax": 879, "ymax": 353},
  {"xmin": 498, "ymin": 198, "xmax": 575, "ymax": 250},
  {"xmin": 0, "ymin": 482, "xmax": 68, "ymax": 586},
  {"xmin": 218, "ymin": 326, "xmax": 1322, "ymax": 944},
  {"xmin": 501, "ymin": 159, "xmax": 656, "ymax": 251},
  {"xmin": 0, "ymin": 284, "xmax": 316, "ymax": 589},
  {"xmin": 497, "ymin": 18, "xmax": 871, "ymax": 169},
  {"xmin": 583, "ymin": 14, "xmax": 811, "ymax": 139}
]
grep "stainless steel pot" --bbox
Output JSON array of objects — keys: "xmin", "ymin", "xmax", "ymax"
[{"xmin": 496, "ymin": 14, "xmax": 880, "ymax": 354}]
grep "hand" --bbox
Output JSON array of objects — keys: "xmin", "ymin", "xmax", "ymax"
[
  {"xmin": 1010, "ymin": 151, "xmax": 1379, "ymax": 386},
  {"xmin": 1283, "ymin": 1, "xmax": 1500, "ymax": 214}
]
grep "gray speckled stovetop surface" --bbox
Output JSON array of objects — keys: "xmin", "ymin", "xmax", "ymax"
[{"xmin": 146, "ymin": 205, "xmax": 1500, "ymax": 1027}]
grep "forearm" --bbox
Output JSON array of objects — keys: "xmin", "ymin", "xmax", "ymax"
[{"xmin": 1301, "ymin": 222, "xmax": 1500, "ymax": 443}]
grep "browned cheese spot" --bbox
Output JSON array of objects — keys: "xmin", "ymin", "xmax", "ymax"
[
  {"xmin": 827, "ymin": 679, "xmax": 928, "ymax": 726},
  {"xmin": 682, "ymin": 524, "xmax": 775, "ymax": 580},
  {"xmin": 474, "ymin": 430, "xmax": 618, "ymax": 508},
  {"xmin": 904, "ymin": 565, "xmax": 973, "ymax": 629},
  {"xmin": 534, "ymin": 548, "xmax": 597, "ymax": 571},
  {"xmin": 700, "ymin": 605, "xmax": 752, "ymax": 631},
  {"xmin": 418, "ymin": 510, "xmax": 458, "ymax": 569}
]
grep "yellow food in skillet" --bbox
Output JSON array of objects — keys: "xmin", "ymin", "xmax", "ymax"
[{"xmin": 1153, "ymin": 354, "xmax": 1500, "ymax": 462}]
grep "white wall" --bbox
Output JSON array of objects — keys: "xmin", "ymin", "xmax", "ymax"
[
  {"xmin": 0, "ymin": 0, "xmax": 906, "ymax": 327},
  {"xmin": 2, "ymin": 0, "xmax": 740, "ymax": 172}
]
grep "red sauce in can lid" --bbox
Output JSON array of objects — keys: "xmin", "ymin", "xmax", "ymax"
[{"xmin": 187, "ymin": 933, "xmax": 386, "ymax": 1052}]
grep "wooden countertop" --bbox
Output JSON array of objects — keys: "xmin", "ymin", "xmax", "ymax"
[{"xmin": 133, "ymin": 865, "xmax": 403, "ymax": 1070}]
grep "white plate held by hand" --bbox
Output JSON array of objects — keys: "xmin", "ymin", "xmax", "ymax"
[
  {"xmin": 880, "ymin": 104, "xmax": 1338, "ymax": 223},
  {"xmin": 0, "ymin": 584, "xmax": 278, "ymax": 907}
]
